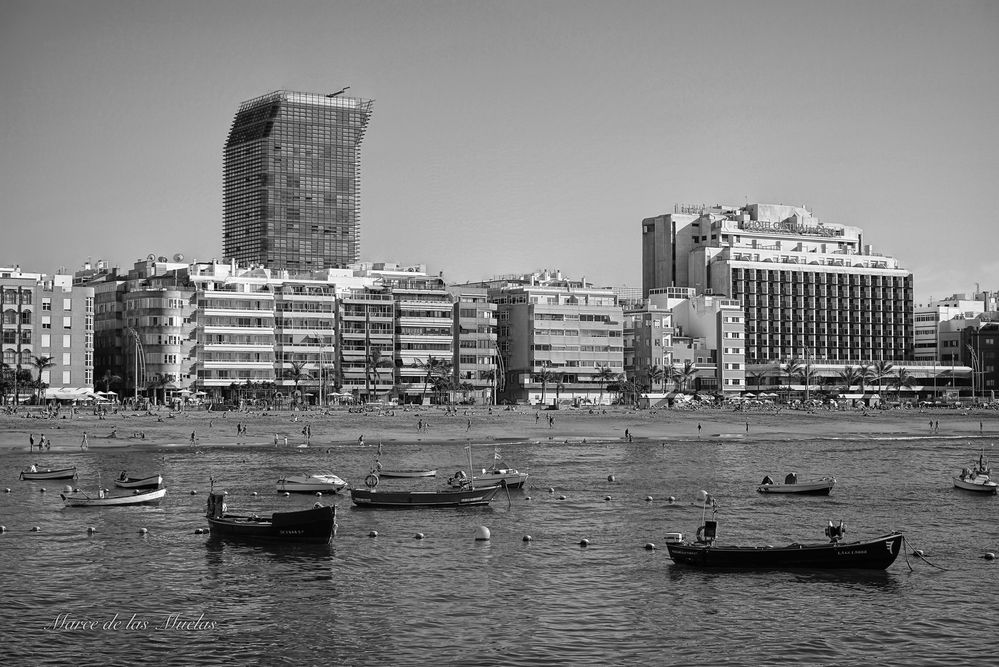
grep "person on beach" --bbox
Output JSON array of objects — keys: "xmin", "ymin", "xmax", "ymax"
[
  {"xmin": 29, "ymin": 434, "xmax": 34, "ymax": 450},
  {"xmin": 466, "ymin": 418, "xmax": 471, "ymax": 432},
  {"xmin": 81, "ymin": 432, "xmax": 89, "ymax": 450},
  {"xmin": 190, "ymin": 431, "xmax": 196, "ymax": 445},
  {"xmin": 358, "ymin": 435, "xmax": 365, "ymax": 446}
]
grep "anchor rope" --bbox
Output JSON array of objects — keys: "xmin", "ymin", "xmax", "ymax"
[{"xmin": 903, "ymin": 536, "xmax": 949, "ymax": 571}]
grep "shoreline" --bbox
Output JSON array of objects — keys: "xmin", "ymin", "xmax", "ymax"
[{"xmin": 1, "ymin": 404, "xmax": 995, "ymax": 454}]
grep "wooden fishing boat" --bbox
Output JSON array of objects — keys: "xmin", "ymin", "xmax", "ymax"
[
  {"xmin": 376, "ymin": 468, "xmax": 438, "ymax": 478},
  {"xmin": 276, "ymin": 473, "xmax": 347, "ymax": 494},
  {"xmin": 757, "ymin": 473, "xmax": 835, "ymax": 496},
  {"xmin": 350, "ymin": 484, "xmax": 502, "ymax": 508},
  {"xmin": 953, "ymin": 450, "xmax": 997, "ymax": 494},
  {"xmin": 665, "ymin": 517, "xmax": 903, "ymax": 570},
  {"xmin": 20, "ymin": 466, "xmax": 78, "ymax": 481},
  {"xmin": 205, "ymin": 492, "xmax": 336, "ymax": 544},
  {"xmin": 61, "ymin": 487, "xmax": 167, "ymax": 507},
  {"xmin": 113, "ymin": 472, "xmax": 163, "ymax": 489}
]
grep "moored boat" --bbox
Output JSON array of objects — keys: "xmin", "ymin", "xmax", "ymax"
[
  {"xmin": 276, "ymin": 473, "xmax": 347, "ymax": 494},
  {"xmin": 113, "ymin": 472, "xmax": 163, "ymax": 489},
  {"xmin": 665, "ymin": 521, "xmax": 903, "ymax": 570},
  {"xmin": 61, "ymin": 487, "xmax": 167, "ymax": 507},
  {"xmin": 20, "ymin": 466, "xmax": 78, "ymax": 481},
  {"xmin": 205, "ymin": 492, "xmax": 336, "ymax": 544},
  {"xmin": 349, "ymin": 484, "xmax": 502, "ymax": 508},
  {"xmin": 377, "ymin": 468, "xmax": 438, "ymax": 478},
  {"xmin": 447, "ymin": 446, "xmax": 529, "ymax": 489},
  {"xmin": 953, "ymin": 450, "xmax": 997, "ymax": 494},
  {"xmin": 757, "ymin": 473, "xmax": 835, "ymax": 496}
]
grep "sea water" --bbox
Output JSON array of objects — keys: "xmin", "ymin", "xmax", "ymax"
[{"xmin": 1, "ymin": 432, "xmax": 996, "ymax": 665}]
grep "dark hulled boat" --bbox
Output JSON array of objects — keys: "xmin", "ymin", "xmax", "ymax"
[
  {"xmin": 205, "ymin": 492, "xmax": 336, "ymax": 544},
  {"xmin": 349, "ymin": 484, "xmax": 502, "ymax": 508},
  {"xmin": 665, "ymin": 519, "xmax": 903, "ymax": 570}
]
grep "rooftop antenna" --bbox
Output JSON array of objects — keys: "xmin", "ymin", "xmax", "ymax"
[{"xmin": 326, "ymin": 86, "xmax": 350, "ymax": 98}]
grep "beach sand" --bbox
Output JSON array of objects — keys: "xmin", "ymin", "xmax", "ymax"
[{"xmin": 1, "ymin": 403, "xmax": 994, "ymax": 452}]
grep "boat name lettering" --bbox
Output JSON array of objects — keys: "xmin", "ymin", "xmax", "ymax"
[{"xmin": 279, "ymin": 530, "xmax": 305, "ymax": 535}]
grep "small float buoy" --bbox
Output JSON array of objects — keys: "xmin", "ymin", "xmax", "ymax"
[
  {"xmin": 984, "ymin": 552, "xmax": 996, "ymax": 561},
  {"xmin": 283, "ymin": 492, "xmax": 290, "ymax": 497},
  {"xmin": 645, "ymin": 496, "xmax": 653, "ymax": 502},
  {"xmin": 190, "ymin": 490, "xmax": 197, "ymax": 495},
  {"xmin": 548, "ymin": 487, "xmax": 555, "ymax": 494},
  {"xmin": 138, "ymin": 528, "xmax": 148, "ymax": 535},
  {"xmin": 315, "ymin": 492, "xmax": 322, "ymax": 497},
  {"xmin": 474, "ymin": 526, "xmax": 491, "ymax": 541},
  {"xmin": 579, "ymin": 538, "xmax": 589, "ymax": 547},
  {"xmin": 667, "ymin": 496, "xmax": 676, "ymax": 504},
  {"xmin": 414, "ymin": 532, "xmax": 425, "ymax": 540},
  {"xmin": 525, "ymin": 496, "xmax": 532, "ymax": 501},
  {"xmin": 523, "ymin": 535, "xmax": 533, "ymax": 542},
  {"xmin": 912, "ymin": 549, "xmax": 924, "ymax": 557},
  {"xmin": 63, "ymin": 485, "xmax": 73, "ymax": 494},
  {"xmin": 3, "ymin": 488, "xmax": 9, "ymax": 493},
  {"xmin": 558, "ymin": 495, "xmax": 566, "ymax": 500},
  {"xmin": 39, "ymin": 488, "xmax": 46, "ymax": 493},
  {"xmin": 604, "ymin": 495, "xmax": 612, "ymax": 501},
  {"xmin": 194, "ymin": 528, "xmax": 204, "ymax": 535},
  {"xmin": 0, "ymin": 526, "xmax": 6, "ymax": 533},
  {"xmin": 223, "ymin": 490, "xmax": 228, "ymax": 495},
  {"xmin": 368, "ymin": 530, "xmax": 378, "ymax": 538},
  {"xmin": 31, "ymin": 526, "xmax": 41, "ymax": 532},
  {"xmin": 645, "ymin": 543, "xmax": 656, "ymax": 550},
  {"xmin": 87, "ymin": 527, "xmax": 97, "ymax": 534},
  {"xmin": 251, "ymin": 491, "xmax": 258, "ymax": 496},
  {"xmin": 607, "ymin": 475, "xmax": 615, "ymax": 483}
]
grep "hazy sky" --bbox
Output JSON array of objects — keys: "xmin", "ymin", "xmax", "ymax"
[{"xmin": 2, "ymin": 0, "xmax": 997, "ymax": 302}]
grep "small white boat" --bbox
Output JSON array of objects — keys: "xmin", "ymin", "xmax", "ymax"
[
  {"xmin": 114, "ymin": 472, "xmax": 163, "ymax": 489},
  {"xmin": 757, "ymin": 473, "xmax": 835, "ymax": 496},
  {"xmin": 377, "ymin": 468, "xmax": 438, "ymax": 478},
  {"xmin": 276, "ymin": 473, "xmax": 347, "ymax": 494},
  {"xmin": 448, "ymin": 447, "xmax": 528, "ymax": 489},
  {"xmin": 61, "ymin": 487, "xmax": 167, "ymax": 507},
  {"xmin": 20, "ymin": 466, "xmax": 78, "ymax": 481},
  {"xmin": 953, "ymin": 451, "xmax": 997, "ymax": 494}
]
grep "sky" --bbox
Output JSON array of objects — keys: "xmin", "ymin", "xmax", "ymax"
[{"xmin": 2, "ymin": 0, "xmax": 998, "ymax": 303}]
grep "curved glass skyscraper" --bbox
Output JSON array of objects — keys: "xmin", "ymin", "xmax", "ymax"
[{"xmin": 223, "ymin": 90, "xmax": 374, "ymax": 270}]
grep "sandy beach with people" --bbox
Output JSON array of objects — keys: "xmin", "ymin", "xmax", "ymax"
[{"xmin": 1, "ymin": 403, "xmax": 995, "ymax": 452}]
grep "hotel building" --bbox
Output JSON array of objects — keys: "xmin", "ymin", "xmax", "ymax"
[
  {"xmin": 642, "ymin": 203, "xmax": 914, "ymax": 365},
  {"xmin": 223, "ymin": 90, "xmax": 374, "ymax": 270}
]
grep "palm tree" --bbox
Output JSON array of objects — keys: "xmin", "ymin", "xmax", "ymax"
[
  {"xmin": 746, "ymin": 369, "xmax": 768, "ymax": 394},
  {"xmin": 481, "ymin": 368, "xmax": 497, "ymax": 405},
  {"xmin": 891, "ymin": 367, "xmax": 915, "ymax": 402},
  {"xmin": 532, "ymin": 365, "xmax": 557, "ymax": 406},
  {"xmin": 857, "ymin": 363, "xmax": 873, "ymax": 395},
  {"xmin": 647, "ymin": 365, "xmax": 665, "ymax": 393},
  {"xmin": 595, "ymin": 366, "xmax": 616, "ymax": 405},
  {"xmin": 367, "ymin": 347, "xmax": 394, "ymax": 402},
  {"xmin": 415, "ymin": 356, "xmax": 449, "ymax": 404},
  {"xmin": 665, "ymin": 364, "xmax": 682, "ymax": 392},
  {"xmin": 871, "ymin": 360, "xmax": 895, "ymax": 398},
  {"xmin": 676, "ymin": 360, "xmax": 699, "ymax": 393},
  {"xmin": 283, "ymin": 360, "xmax": 311, "ymax": 404},
  {"xmin": 31, "ymin": 355, "xmax": 55, "ymax": 403},
  {"xmin": 837, "ymin": 365, "xmax": 862, "ymax": 393},
  {"xmin": 147, "ymin": 373, "xmax": 170, "ymax": 405},
  {"xmin": 782, "ymin": 358, "xmax": 803, "ymax": 401},
  {"xmin": 0, "ymin": 361, "xmax": 11, "ymax": 406}
]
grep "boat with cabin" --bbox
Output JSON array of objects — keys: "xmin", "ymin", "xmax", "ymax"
[
  {"xmin": 953, "ymin": 449, "xmax": 997, "ymax": 494},
  {"xmin": 757, "ymin": 473, "xmax": 835, "ymax": 496},
  {"xmin": 205, "ymin": 491, "xmax": 336, "ymax": 544}
]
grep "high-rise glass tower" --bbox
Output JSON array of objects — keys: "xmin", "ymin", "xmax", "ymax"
[{"xmin": 223, "ymin": 90, "xmax": 374, "ymax": 270}]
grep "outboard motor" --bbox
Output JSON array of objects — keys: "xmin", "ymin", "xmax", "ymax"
[
  {"xmin": 696, "ymin": 520, "xmax": 718, "ymax": 545},
  {"xmin": 824, "ymin": 520, "xmax": 846, "ymax": 543}
]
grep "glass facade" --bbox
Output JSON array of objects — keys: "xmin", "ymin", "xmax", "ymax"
[{"xmin": 223, "ymin": 91, "xmax": 374, "ymax": 270}]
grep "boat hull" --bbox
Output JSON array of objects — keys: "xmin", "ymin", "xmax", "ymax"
[
  {"xmin": 207, "ymin": 505, "xmax": 336, "ymax": 544},
  {"xmin": 666, "ymin": 533, "xmax": 903, "ymax": 570},
  {"xmin": 20, "ymin": 467, "xmax": 78, "ymax": 481},
  {"xmin": 455, "ymin": 472, "xmax": 528, "ymax": 489},
  {"xmin": 114, "ymin": 474, "xmax": 163, "ymax": 489},
  {"xmin": 757, "ymin": 479, "xmax": 835, "ymax": 495},
  {"xmin": 350, "ymin": 485, "xmax": 502, "ymax": 508},
  {"xmin": 377, "ymin": 469, "xmax": 438, "ymax": 478},
  {"xmin": 276, "ymin": 475, "xmax": 347, "ymax": 494},
  {"xmin": 61, "ymin": 487, "xmax": 168, "ymax": 507},
  {"xmin": 953, "ymin": 476, "xmax": 998, "ymax": 494}
]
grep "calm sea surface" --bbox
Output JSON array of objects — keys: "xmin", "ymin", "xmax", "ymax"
[{"xmin": 1, "ymin": 429, "xmax": 996, "ymax": 666}]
